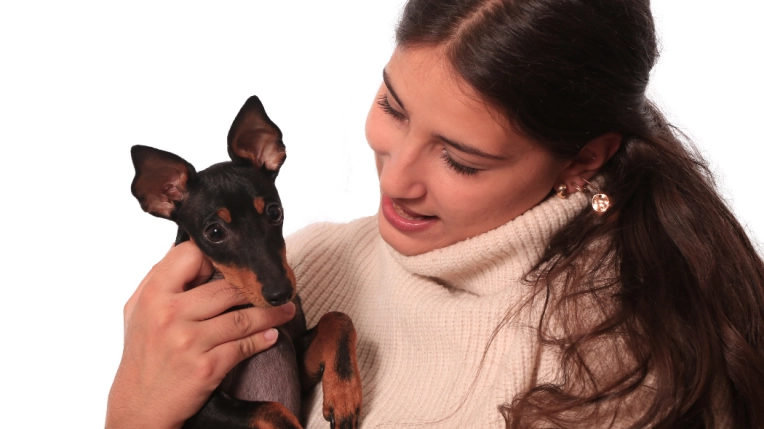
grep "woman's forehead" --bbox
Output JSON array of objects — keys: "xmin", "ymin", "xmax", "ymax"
[{"xmin": 385, "ymin": 46, "xmax": 535, "ymax": 157}]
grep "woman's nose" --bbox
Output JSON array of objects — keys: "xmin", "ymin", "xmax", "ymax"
[{"xmin": 376, "ymin": 137, "xmax": 427, "ymax": 200}]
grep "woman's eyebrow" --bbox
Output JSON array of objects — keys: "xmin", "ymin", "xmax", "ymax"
[
  {"xmin": 382, "ymin": 69, "xmax": 406, "ymax": 110},
  {"xmin": 383, "ymin": 68, "xmax": 506, "ymax": 161},
  {"xmin": 437, "ymin": 135, "xmax": 507, "ymax": 161}
]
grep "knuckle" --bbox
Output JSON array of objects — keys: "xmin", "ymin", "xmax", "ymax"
[
  {"xmin": 122, "ymin": 299, "xmax": 133, "ymax": 319},
  {"xmin": 136, "ymin": 283, "xmax": 159, "ymax": 307},
  {"xmin": 236, "ymin": 336, "xmax": 259, "ymax": 358},
  {"xmin": 148, "ymin": 296, "xmax": 186, "ymax": 329},
  {"xmin": 231, "ymin": 309, "xmax": 252, "ymax": 334},
  {"xmin": 172, "ymin": 331, "xmax": 195, "ymax": 352},
  {"xmin": 172, "ymin": 241, "xmax": 202, "ymax": 265},
  {"xmin": 152, "ymin": 257, "xmax": 172, "ymax": 275},
  {"xmin": 192, "ymin": 355, "xmax": 218, "ymax": 382},
  {"xmin": 153, "ymin": 308, "xmax": 176, "ymax": 331}
]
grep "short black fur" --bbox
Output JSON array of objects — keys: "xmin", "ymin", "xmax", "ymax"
[{"xmin": 131, "ymin": 96, "xmax": 361, "ymax": 428}]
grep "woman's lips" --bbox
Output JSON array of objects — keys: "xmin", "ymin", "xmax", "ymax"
[{"xmin": 381, "ymin": 195, "xmax": 438, "ymax": 232}]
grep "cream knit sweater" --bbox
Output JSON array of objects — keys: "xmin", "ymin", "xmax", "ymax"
[{"xmin": 286, "ymin": 191, "xmax": 589, "ymax": 428}]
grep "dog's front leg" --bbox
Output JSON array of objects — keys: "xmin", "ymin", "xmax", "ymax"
[
  {"xmin": 183, "ymin": 389, "xmax": 302, "ymax": 429},
  {"xmin": 300, "ymin": 312, "xmax": 362, "ymax": 429}
]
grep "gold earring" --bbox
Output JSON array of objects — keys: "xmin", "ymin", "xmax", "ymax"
[
  {"xmin": 555, "ymin": 183, "xmax": 568, "ymax": 199},
  {"xmin": 581, "ymin": 177, "xmax": 610, "ymax": 213}
]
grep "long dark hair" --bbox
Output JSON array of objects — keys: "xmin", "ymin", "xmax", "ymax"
[{"xmin": 396, "ymin": 0, "xmax": 764, "ymax": 427}]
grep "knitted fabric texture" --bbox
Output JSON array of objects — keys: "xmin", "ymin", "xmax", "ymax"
[{"xmin": 286, "ymin": 191, "xmax": 588, "ymax": 428}]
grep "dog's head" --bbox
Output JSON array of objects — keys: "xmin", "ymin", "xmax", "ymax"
[{"xmin": 130, "ymin": 96, "xmax": 295, "ymax": 307}]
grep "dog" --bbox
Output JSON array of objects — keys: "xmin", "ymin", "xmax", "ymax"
[{"xmin": 130, "ymin": 96, "xmax": 362, "ymax": 429}]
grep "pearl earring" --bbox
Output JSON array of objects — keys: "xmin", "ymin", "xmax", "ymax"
[{"xmin": 555, "ymin": 183, "xmax": 568, "ymax": 199}]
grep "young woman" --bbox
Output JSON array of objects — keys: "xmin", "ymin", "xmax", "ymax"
[{"xmin": 107, "ymin": 0, "xmax": 764, "ymax": 428}]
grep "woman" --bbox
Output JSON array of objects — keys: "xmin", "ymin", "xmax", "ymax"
[{"xmin": 107, "ymin": 0, "xmax": 764, "ymax": 427}]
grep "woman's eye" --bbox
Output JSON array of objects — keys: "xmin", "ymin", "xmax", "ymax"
[
  {"xmin": 203, "ymin": 223, "xmax": 227, "ymax": 243},
  {"xmin": 265, "ymin": 203, "xmax": 284, "ymax": 225},
  {"xmin": 376, "ymin": 94, "xmax": 406, "ymax": 121},
  {"xmin": 441, "ymin": 149, "xmax": 480, "ymax": 176}
]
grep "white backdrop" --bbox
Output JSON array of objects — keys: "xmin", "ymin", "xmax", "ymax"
[{"xmin": 0, "ymin": 1, "xmax": 761, "ymax": 426}]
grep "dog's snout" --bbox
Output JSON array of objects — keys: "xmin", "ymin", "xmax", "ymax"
[{"xmin": 264, "ymin": 288, "xmax": 292, "ymax": 307}]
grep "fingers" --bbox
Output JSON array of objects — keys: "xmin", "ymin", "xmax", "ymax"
[
  {"xmin": 199, "ymin": 302, "xmax": 296, "ymax": 351},
  {"xmin": 150, "ymin": 241, "xmax": 213, "ymax": 293},
  {"xmin": 186, "ymin": 327, "xmax": 283, "ymax": 387},
  {"xmin": 113, "ymin": 239, "xmax": 298, "ymax": 427},
  {"xmin": 207, "ymin": 326, "xmax": 281, "ymax": 375},
  {"xmin": 221, "ymin": 329, "xmax": 280, "ymax": 365},
  {"xmin": 184, "ymin": 245, "xmax": 215, "ymax": 290},
  {"xmin": 184, "ymin": 279, "xmax": 255, "ymax": 321},
  {"xmin": 190, "ymin": 302, "xmax": 296, "ymax": 383}
]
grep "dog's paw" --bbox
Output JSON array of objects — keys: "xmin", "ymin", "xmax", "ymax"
[
  {"xmin": 321, "ymin": 368, "xmax": 362, "ymax": 429},
  {"xmin": 324, "ymin": 408, "xmax": 360, "ymax": 429},
  {"xmin": 309, "ymin": 312, "xmax": 362, "ymax": 429}
]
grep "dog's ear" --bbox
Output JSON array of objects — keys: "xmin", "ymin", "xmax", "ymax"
[
  {"xmin": 227, "ymin": 95, "xmax": 286, "ymax": 177},
  {"xmin": 131, "ymin": 145, "xmax": 197, "ymax": 219}
]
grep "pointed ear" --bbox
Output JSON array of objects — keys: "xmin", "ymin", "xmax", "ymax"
[
  {"xmin": 227, "ymin": 95, "xmax": 286, "ymax": 177},
  {"xmin": 130, "ymin": 145, "xmax": 196, "ymax": 219}
]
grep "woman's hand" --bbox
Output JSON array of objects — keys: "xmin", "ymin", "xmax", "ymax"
[{"xmin": 105, "ymin": 241, "xmax": 296, "ymax": 429}]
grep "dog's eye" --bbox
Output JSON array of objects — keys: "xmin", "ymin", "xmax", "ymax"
[
  {"xmin": 265, "ymin": 203, "xmax": 283, "ymax": 225},
  {"xmin": 203, "ymin": 223, "xmax": 227, "ymax": 243}
]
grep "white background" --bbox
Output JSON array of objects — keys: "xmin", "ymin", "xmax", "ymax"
[{"xmin": 0, "ymin": 1, "xmax": 761, "ymax": 426}]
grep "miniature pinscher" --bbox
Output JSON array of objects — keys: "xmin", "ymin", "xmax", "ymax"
[{"xmin": 130, "ymin": 96, "xmax": 362, "ymax": 429}]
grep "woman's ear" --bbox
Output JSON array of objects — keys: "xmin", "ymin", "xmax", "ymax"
[{"xmin": 556, "ymin": 132, "xmax": 621, "ymax": 192}]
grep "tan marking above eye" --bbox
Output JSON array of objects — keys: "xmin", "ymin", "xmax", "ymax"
[
  {"xmin": 254, "ymin": 197, "xmax": 265, "ymax": 214},
  {"xmin": 216, "ymin": 208, "xmax": 232, "ymax": 223}
]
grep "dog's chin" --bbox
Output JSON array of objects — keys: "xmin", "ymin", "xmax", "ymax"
[{"xmin": 222, "ymin": 303, "xmax": 254, "ymax": 314}]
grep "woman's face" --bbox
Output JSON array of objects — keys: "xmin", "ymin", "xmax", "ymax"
[{"xmin": 366, "ymin": 46, "xmax": 569, "ymax": 256}]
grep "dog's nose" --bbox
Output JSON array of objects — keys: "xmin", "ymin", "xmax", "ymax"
[{"xmin": 264, "ymin": 288, "xmax": 292, "ymax": 307}]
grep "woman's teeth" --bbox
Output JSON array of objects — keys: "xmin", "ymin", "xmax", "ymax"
[{"xmin": 392, "ymin": 201, "xmax": 429, "ymax": 220}]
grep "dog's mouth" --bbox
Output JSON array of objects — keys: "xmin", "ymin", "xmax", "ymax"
[
  {"xmin": 209, "ymin": 269, "xmax": 226, "ymax": 281},
  {"xmin": 205, "ymin": 269, "xmax": 256, "ymax": 313},
  {"xmin": 210, "ymin": 259, "xmax": 295, "ymax": 308},
  {"xmin": 222, "ymin": 303, "xmax": 254, "ymax": 314}
]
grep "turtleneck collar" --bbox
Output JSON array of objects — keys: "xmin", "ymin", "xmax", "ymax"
[{"xmin": 383, "ymin": 191, "xmax": 589, "ymax": 296}]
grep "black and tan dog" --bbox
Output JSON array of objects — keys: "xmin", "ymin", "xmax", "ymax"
[{"xmin": 130, "ymin": 96, "xmax": 362, "ymax": 429}]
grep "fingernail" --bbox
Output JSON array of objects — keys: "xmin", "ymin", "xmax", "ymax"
[
  {"xmin": 280, "ymin": 302, "xmax": 295, "ymax": 316},
  {"xmin": 264, "ymin": 328, "xmax": 279, "ymax": 342}
]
